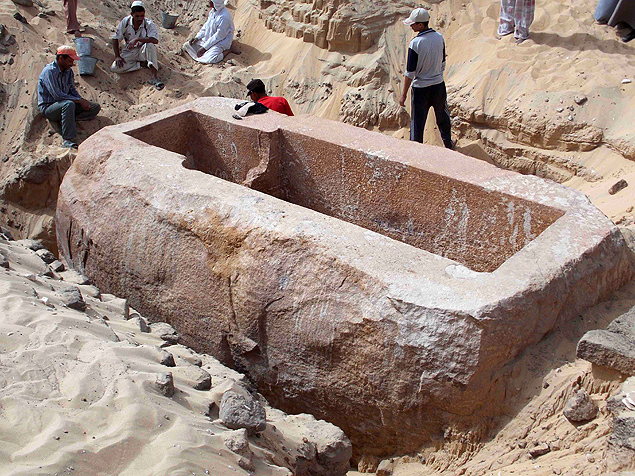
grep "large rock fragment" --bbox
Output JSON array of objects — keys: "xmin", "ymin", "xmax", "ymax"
[
  {"xmin": 261, "ymin": 413, "xmax": 352, "ymax": 476},
  {"xmin": 613, "ymin": 412, "xmax": 635, "ymax": 451},
  {"xmin": 176, "ymin": 364, "xmax": 212, "ymax": 390},
  {"xmin": 563, "ymin": 388, "xmax": 598, "ymax": 422},
  {"xmin": 158, "ymin": 349, "xmax": 176, "ymax": 367},
  {"xmin": 155, "ymin": 372, "xmax": 174, "ymax": 397},
  {"xmin": 35, "ymin": 248, "xmax": 55, "ymax": 264},
  {"xmin": 59, "ymin": 286, "xmax": 86, "ymax": 311},
  {"xmin": 607, "ymin": 377, "xmax": 635, "ymax": 451},
  {"xmin": 577, "ymin": 307, "xmax": 635, "ymax": 375},
  {"xmin": 100, "ymin": 294, "xmax": 130, "ymax": 320},
  {"xmin": 150, "ymin": 322, "xmax": 180, "ymax": 345},
  {"xmin": 56, "ymin": 97, "xmax": 633, "ymax": 454},
  {"xmin": 219, "ymin": 387, "xmax": 266, "ymax": 434},
  {"xmin": 607, "ymin": 310, "xmax": 635, "ymax": 336},
  {"xmin": 17, "ymin": 238, "xmax": 44, "ymax": 251},
  {"xmin": 376, "ymin": 459, "xmax": 394, "ymax": 476},
  {"xmin": 222, "ymin": 429, "xmax": 255, "ymax": 472}
]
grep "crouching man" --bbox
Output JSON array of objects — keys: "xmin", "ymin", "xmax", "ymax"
[
  {"xmin": 38, "ymin": 45, "xmax": 100, "ymax": 149},
  {"xmin": 246, "ymin": 79, "xmax": 294, "ymax": 116},
  {"xmin": 184, "ymin": 0, "xmax": 239, "ymax": 64},
  {"xmin": 111, "ymin": 0, "xmax": 163, "ymax": 90}
]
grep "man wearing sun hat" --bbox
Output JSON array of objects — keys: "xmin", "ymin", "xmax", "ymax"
[
  {"xmin": 399, "ymin": 8, "xmax": 453, "ymax": 149},
  {"xmin": 37, "ymin": 45, "xmax": 101, "ymax": 149},
  {"xmin": 111, "ymin": 0, "xmax": 163, "ymax": 90}
]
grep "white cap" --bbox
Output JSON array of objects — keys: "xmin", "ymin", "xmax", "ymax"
[
  {"xmin": 131, "ymin": 0, "xmax": 144, "ymax": 8},
  {"xmin": 403, "ymin": 8, "xmax": 430, "ymax": 25}
]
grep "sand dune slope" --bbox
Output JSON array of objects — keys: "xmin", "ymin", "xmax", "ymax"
[{"xmin": 0, "ymin": 238, "xmax": 351, "ymax": 476}]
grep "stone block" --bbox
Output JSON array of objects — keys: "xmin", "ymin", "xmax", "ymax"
[
  {"xmin": 260, "ymin": 413, "xmax": 352, "ymax": 476},
  {"xmin": 56, "ymin": 97, "xmax": 633, "ymax": 454},
  {"xmin": 607, "ymin": 378, "xmax": 635, "ymax": 451},
  {"xmin": 577, "ymin": 330, "xmax": 635, "ymax": 376},
  {"xmin": 219, "ymin": 387, "xmax": 266, "ymax": 434}
]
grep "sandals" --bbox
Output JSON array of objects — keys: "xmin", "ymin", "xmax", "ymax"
[
  {"xmin": 67, "ymin": 27, "xmax": 86, "ymax": 34},
  {"xmin": 149, "ymin": 78, "xmax": 165, "ymax": 91}
]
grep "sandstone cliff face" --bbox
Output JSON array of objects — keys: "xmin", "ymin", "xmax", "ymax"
[
  {"xmin": 258, "ymin": 0, "xmax": 409, "ymax": 54},
  {"xmin": 56, "ymin": 98, "xmax": 633, "ymax": 456}
]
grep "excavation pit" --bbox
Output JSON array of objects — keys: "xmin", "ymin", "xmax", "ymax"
[{"xmin": 57, "ymin": 97, "xmax": 633, "ymax": 454}]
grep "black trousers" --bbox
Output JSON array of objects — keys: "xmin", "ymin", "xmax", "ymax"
[{"xmin": 410, "ymin": 82, "xmax": 453, "ymax": 149}]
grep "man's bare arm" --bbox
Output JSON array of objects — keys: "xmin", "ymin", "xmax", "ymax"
[
  {"xmin": 112, "ymin": 38, "xmax": 125, "ymax": 68},
  {"xmin": 399, "ymin": 76, "xmax": 413, "ymax": 107}
]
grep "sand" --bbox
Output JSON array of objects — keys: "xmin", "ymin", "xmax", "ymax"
[
  {"xmin": 0, "ymin": 238, "xmax": 307, "ymax": 475},
  {"xmin": 0, "ymin": 0, "xmax": 635, "ymax": 473}
]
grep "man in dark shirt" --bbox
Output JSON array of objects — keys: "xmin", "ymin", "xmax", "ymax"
[
  {"xmin": 399, "ymin": 8, "xmax": 453, "ymax": 149},
  {"xmin": 246, "ymin": 79, "xmax": 294, "ymax": 116},
  {"xmin": 38, "ymin": 45, "xmax": 100, "ymax": 148}
]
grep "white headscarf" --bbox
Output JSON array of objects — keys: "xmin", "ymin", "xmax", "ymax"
[{"xmin": 212, "ymin": 0, "xmax": 225, "ymax": 11}]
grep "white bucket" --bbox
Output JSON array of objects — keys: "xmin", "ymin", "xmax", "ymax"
[
  {"xmin": 161, "ymin": 11, "xmax": 178, "ymax": 29},
  {"xmin": 73, "ymin": 37, "xmax": 93, "ymax": 57},
  {"xmin": 78, "ymin": 56, "xmax": 97, "ymax": 76}
]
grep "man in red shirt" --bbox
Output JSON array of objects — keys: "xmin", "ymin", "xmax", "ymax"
[{"xmin": 246, "ymin": 79, "xmax": 294, "ymax": 116}]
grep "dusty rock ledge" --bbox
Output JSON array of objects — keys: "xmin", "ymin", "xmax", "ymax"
[{"xmin": 56, "ymin": 97, "xmax": 633, "ymax": 455}]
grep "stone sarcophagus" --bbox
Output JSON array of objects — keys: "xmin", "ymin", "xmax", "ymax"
[{"xmin": 56, "ymin": 98, "xmax": 633, "ymax": 455}]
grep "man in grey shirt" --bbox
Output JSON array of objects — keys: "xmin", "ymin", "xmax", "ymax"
[{"xmin": 399, "ymin": 8, "xmax": 453, "ymax": 149}]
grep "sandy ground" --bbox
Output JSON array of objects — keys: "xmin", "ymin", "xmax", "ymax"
[
  {"xmin": 0, "ymin": 0, "xmax": 634, "ymax": 473},
  {"xmin": 0, "ymin": 238, "xmax": 310, "ymax": 475}
]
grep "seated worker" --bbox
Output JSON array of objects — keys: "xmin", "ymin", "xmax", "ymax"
[
  {"xmin": 38, "ymin": 45, "xmax": 101, "ymax": 149},
  {"xmin": 183, "ymin": 0, "xmax": 239, "ymax": 64},
  {"xmin": 246, "ymin": 79, "xmax": 294, "ymax": 116},
  {"xmin": 111, "ymin": 0, "xmax": 163, "ymax": 90}
]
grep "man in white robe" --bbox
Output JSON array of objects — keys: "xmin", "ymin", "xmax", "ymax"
[{"xmin": 183, "ymin": 0, "xmax": 237, "ymax": 64}]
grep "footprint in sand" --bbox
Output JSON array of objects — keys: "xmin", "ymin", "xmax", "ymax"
[
  {"xmin": 485, "ymin": 1, "xmax": 499, "ymax": 21},
  {"xmin": 531, "ymin": 9, "xmax": 551, "ymax": 32}
]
